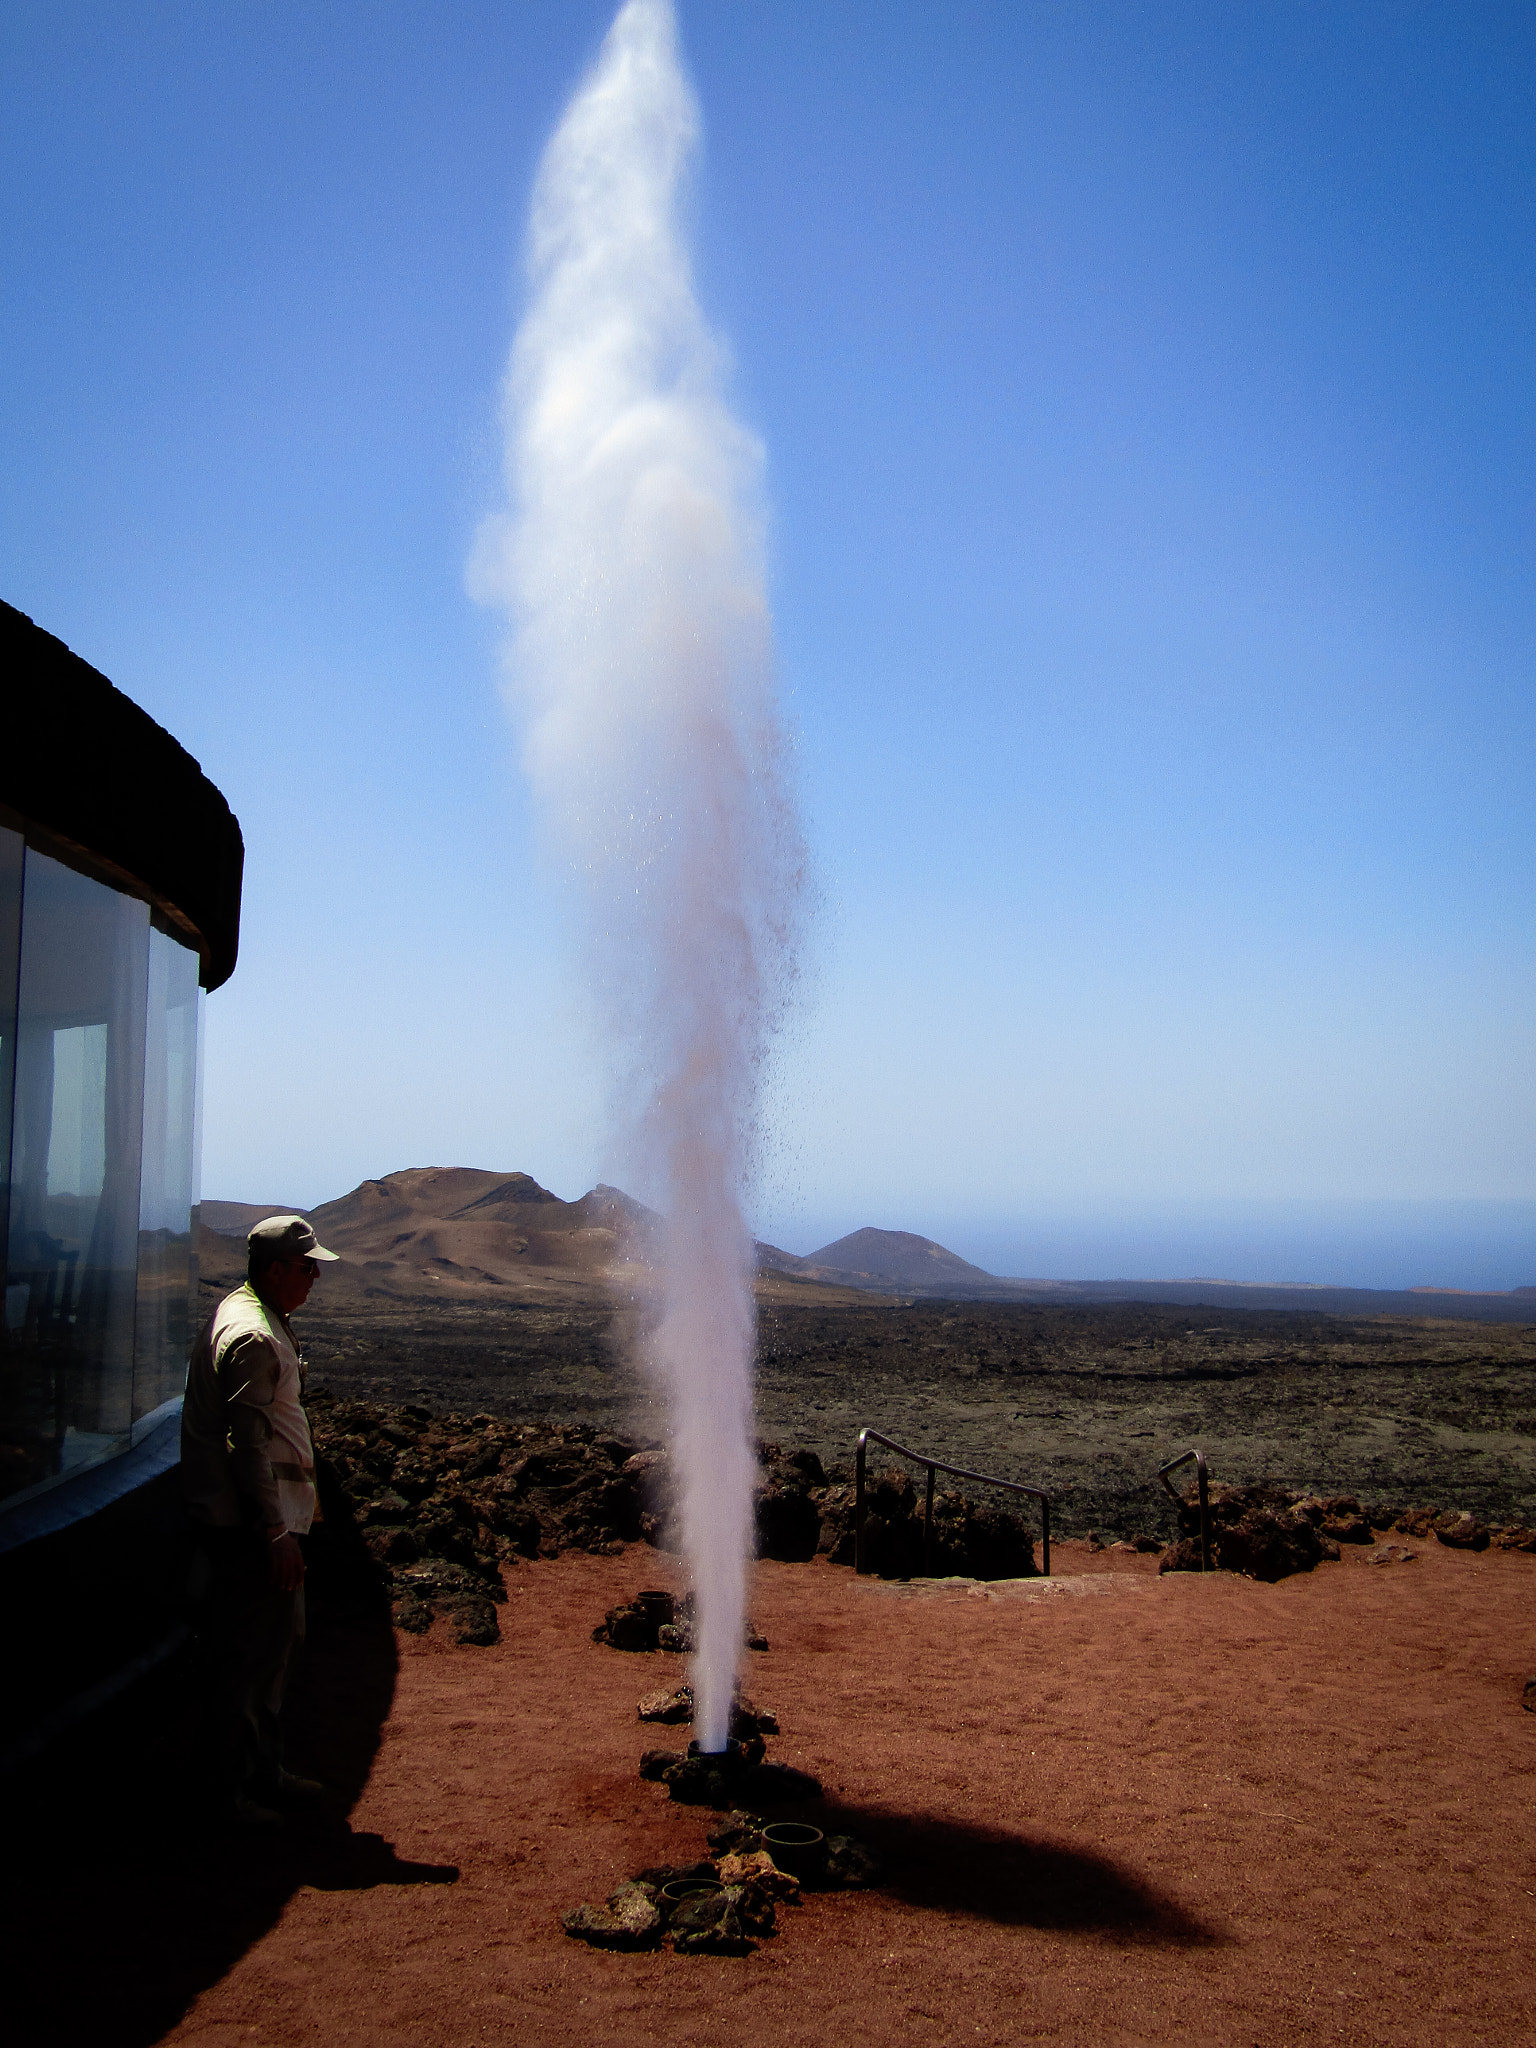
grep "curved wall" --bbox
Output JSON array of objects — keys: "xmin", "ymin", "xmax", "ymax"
[{"xmin": 0, "ymin": 601, "xmax": 243, "ymax": 991}]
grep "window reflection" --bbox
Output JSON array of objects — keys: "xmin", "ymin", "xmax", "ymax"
[
  {"xmin": 134, "ymin": 924, "xmax": 203, "ymax": 1428},
  {"xmin": 0, "ymin": 844, "xmax": 206, "ymax": 1510},
  {"xmin": 0, "ymin": 826, "xmax": 22, "ymax": 1497},
  {"xmin": 3, "ymin": 852, "xmax": 150, "ymax": 1499}
]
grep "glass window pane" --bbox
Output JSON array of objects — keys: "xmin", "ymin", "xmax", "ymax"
[
  {"xmin": 2, "ymin": 850, "xmax": 149, "ymax": 1504},
  {"xmin": 133, "ymin": 925, "xmax": 203, "ymax": 1428},
  {"xmin": 0, "ymin": 826, "xmax": 22, "ymax": 1498}
]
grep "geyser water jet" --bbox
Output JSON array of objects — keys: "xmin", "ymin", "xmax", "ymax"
[{"xmin": 470, "ymin": 0, "xmax": 801, "ymax": 1752}]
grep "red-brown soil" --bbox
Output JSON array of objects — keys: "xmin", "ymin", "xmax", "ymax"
[{"xmin": 154, "ymin": 1540, "xmax": 1535, "ymax": 2048}]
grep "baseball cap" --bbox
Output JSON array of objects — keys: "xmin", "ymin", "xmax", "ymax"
[{"xmin": 247, "ymin": 1214, "xmax": 340, "ymax": 1262}]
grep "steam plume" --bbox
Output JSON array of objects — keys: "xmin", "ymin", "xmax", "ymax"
[{"xmin": 470, "ymin": 0, "xmax": 800, "ymax": 1750}]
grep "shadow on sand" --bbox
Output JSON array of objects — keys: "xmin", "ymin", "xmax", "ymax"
[
  {"xmin": 805, "ymin": 1800, "xmax": 1221, "ymax": 1945},
  {"xmin": 5, "ymin": 1508, "xmax": 448, "ymax": 2048}
]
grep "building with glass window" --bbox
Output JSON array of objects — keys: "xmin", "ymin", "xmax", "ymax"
[{"xmin": 1, "ymin": 599, "xmax": 243, "ymax": 1756}]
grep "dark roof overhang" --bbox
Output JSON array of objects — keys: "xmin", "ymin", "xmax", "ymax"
[{"xmin": 1, "ymin": 600, "xmax": 244, "ymax": 990}]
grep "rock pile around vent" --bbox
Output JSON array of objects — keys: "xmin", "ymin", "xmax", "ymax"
[
  {"xmin": 560, "ymin": 1598, "xmax": 855, "ymax": 1952},
  {"xmin": 1158, "ymin": 1484, "xmax": 1536, "ymax": 1583},
  {"xmin": 638, "ymin": 1736, "xmax": 824, "ymax": 1808},
  {"xmin": 562, "ymin": 1814, "xmax": 881, "ymax": 1956}
]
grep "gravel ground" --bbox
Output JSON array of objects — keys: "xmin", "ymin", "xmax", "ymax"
[{"xmin": 27, "ymin": 1541, "xmax": 1532, "ymax": 2048}]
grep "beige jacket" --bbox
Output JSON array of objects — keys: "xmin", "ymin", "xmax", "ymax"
[{"xmin": 181, "ymin": 1282, "xmax": 318, "ymax": 1535}]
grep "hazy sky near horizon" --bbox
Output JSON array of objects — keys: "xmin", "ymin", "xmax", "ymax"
[{"xmin": 3, "ymin": 2, "xmax": 1532, "ymax": 1284}]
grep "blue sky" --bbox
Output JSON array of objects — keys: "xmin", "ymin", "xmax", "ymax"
[{"xmin": 3, "ymin": 2, "xmax": 1532, "ymax": 1285}]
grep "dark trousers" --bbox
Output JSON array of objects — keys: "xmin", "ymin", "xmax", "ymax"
[{"xmin": 193, "ymin": 1527, "xmax": 306, "ymax": 1807}]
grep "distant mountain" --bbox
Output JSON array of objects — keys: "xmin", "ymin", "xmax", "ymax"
[
  {"xmin": 786, "ymin": 1226, "xmax": 997, "ymax": 1291},
  {"xmin": 202, "ymin": 1199, "xmax": 310, "ymax": 1237},
  {"xmin": 308, "ymin": 1166, "xmax": 656, "ymax": 1300},
  {"xmin": 200, "ymin": 1168, "xmax": 865, "ymax": 1309},
  {"xmin": 753, "ymin": 1241, "xmax": 808, "ymax": 1275}
]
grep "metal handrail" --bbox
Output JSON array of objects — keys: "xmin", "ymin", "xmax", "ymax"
[
  {"xmin": 855, "ymin": 1427, "xmax": 1051, "ymax": 1579},
  {"xmin": 1156, "ymin": 1448, "xmax": 1211, "ymax": 1571}
]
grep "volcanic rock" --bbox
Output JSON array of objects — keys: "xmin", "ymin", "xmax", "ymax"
[
  {"xmin": 356, "ymin": 1488, "xmax": 410, "ymax": 1525},
  {"xmin": 813, "ymin": 1485, "xmax": 859, "ymax": 1567},
  {"xmin": 309, "ymin": 1391, "xmax": 666, "ymax": 1645},
  {"xmin": 754, "ymin": 1474, "xmax": 821, "ymax": 1562},
  {"xmin": 365, "ymin": 1526, "xmax": 421, "ymax": 1565},
  {"xmin": 1162, "ymin": 1483, "xmax": 1331, "ymax": 1582},
  {"xmin": 638, "ymin": 1685, "xmax": 694, "ymax": 1724},
  {"xmin": 1221, "ymin": 1516, "xmax": 1330, "ymax": 1580},
  {"xmin": 597, "ymin": 1602, "xmax": 657, "ymax": 1652},
  {"xmin": 602, "ymin": 1589, "xmax": 766, "ymax": 1656},
  {"xmin": 446, "ymin": 1597, "xmax": 500, "ymax": 1646},
  {"xmin": 609, "ymin": 1440, "xmax": 834, "ymax": 1562},
  {"xmin": 753, "ymin": 1441, "xmax": 825, "ymax": 1560},
  {"xmin": 869, "ymin": 1466, "xmax": 916, "ymax": 1520},
  {"xmin": 663, "ymin": 1738, "xmax": 766, "ymax": 1807},
  {"xmin": 663, "ymin": 1755, "xmax": 735, "ymax": 1807},
  {"xmin": 723, "ymin": 1880, "xmax": 778, "ymax": 1938},
  {"xmin": 707, "ymin": 1811, "xmax": 767, "ymax": 1855},
  {"xmin": 1394, "ymin": 1507, "xmax": 1440, "ymax": 1538},
  {"xmin": 669, "ymin": 1889, "xmax": 750, "ymax": 1956},
  {"xmin": 640, "ymin": 1736, "xmax": 816, "ymax": 1809},
  {"xmin": 823, "ymin": 1834, "xmax": 883, "ymax": 1889},
  {"xmin": 1292, "ymin": 1494, "xmax": 1374, "ymax": 1543},
  {"xmin": 784, "ymin": 1448, "xmax": 826, "ymax": 1488},
  {"xmin": 652, "ymin": 1617, "xmax": 768, "ymax": 1656},
  {"xmin": 814, "ymin": 1467, "xmax": 1040, "ymax": 1582},
  {"xmin": 1433, "ymin": 1510, "xmax": 1490, "ymax": 1551},
  {"xmin": 856, "ymin": 1509, "xmax": 927, "ymax": 1580},
  {"xmin": 954, "ymin": 1499, "xmax": 1041, "ymax": 1577},
  {"xmin": 561, "ymin": 1882, "xmax": 663, "ymax": 1952},
  {"xmin": 1365, "ymin": 1544, "xmax": 1420, "ymax": 1565},
  {"xmin": 389, "ymin": 1559, "xmax": 506, "ymax": 1641},
  {"xmin": 1495, "ymin": 1526, "xmax": 1536, "ymax": 1553},
  {"xmin": 716, "ymin": 1849, "xmax": 800, "ymax": 1903},
  {"xmin": 732, "ymin": 1697, "xmax": 779, "ymax": 1737}
]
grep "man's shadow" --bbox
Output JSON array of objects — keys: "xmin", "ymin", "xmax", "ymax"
[{"xmin": 5, "ymin": 1471, "xmax": 454, "ymax": 2048}]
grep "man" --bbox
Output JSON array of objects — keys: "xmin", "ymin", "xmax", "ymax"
[{"xmin": 181, "ymin": 1213, "xmax": 339, "ymax": 1825}]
